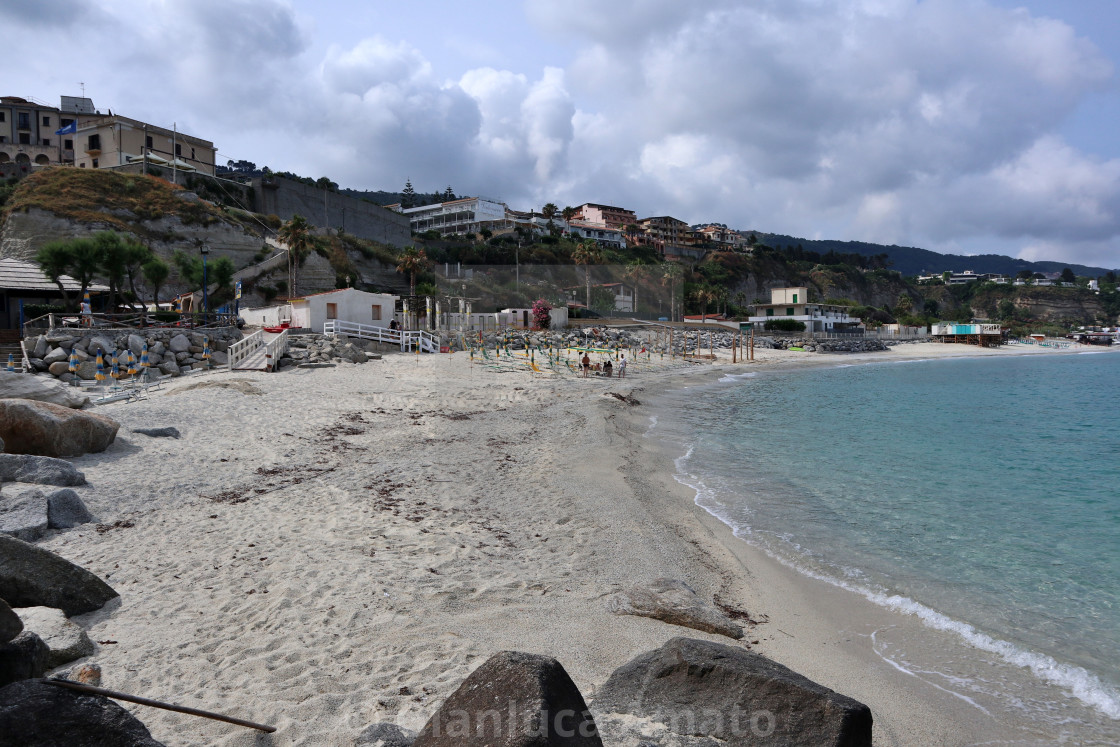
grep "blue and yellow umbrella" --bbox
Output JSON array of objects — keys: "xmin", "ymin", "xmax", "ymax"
[
  {"xmin": 68, "ymin": 349, "xmax": 79, "ymax": 374},
  {"xmin": 127, "ymin": 350, "xmax": 138, "ymax": 377},
  {"xmin": 95, "ymin": 359, "xmax": 106, "ymax": 382},
  {"xmin": 6, "ymin": 354, "xmax": 13, "ymax": 372},
  {"xmin": 140, "ymin": 344, "xmax": 150, "ymax": 371}
]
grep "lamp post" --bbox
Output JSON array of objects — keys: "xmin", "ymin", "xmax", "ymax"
[{"xmin": 200, "ymin": 244, "xmax": 210, "ymax": 315}]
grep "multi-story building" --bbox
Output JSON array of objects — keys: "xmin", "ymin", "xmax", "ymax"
[
  {"xmin": 571, "ymin": 203, "xmax": 637, "ymax": 231},
  {"xmin": 0, "ymin": 96, "xmax": 79, "ymax": 173},
  {"xmin": 567, "ymin": 220, "xmax": 626, "ymax": 249},
  {"xmin": 74, "ymin": 114, "xmax": 216, "ymax": 175},
  {"xmin": 399, "ymin": 197, "xmax": 508, "ymax": 236},
  {"xmin": 0, "ymin": 95, "xmax": 215, "ymax": 177},
  {"xmin": 748, "ymin": 286, "xmax": 861, "ymax": 332},
  {"xmin": 696, "ymin": 224, "xmax": 747, "ymax": 250}
]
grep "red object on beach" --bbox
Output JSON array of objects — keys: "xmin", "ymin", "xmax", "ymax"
[{"xmin": 263, "ymin": 323, "xmax": 291, "ymax": 333}]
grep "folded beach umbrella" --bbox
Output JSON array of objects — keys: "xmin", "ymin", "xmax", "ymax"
[
  {"xmin": 202, "ymin": 337, "xmax": 211, "ymax": 360},
  {"xmin": 95, "ymin": 359, "xmax": 106, "ymax": 382},
  {"xmin": 5, "ymin": 354, "xmax": 13, "ymax": 372},
  {"xmin": 111, "ymin": 358, "xmax": 121, "ymax": 380},
  {"xmin": 140, "ymin": 344, "xmax": 150, "ymax": 370},
  {"xmin": 68, "ymin": 349, "xmax": 80, "ymax": 373},
  {"xmin": 127, "ymin": 350, "xmax": 139, "ymax": 376}
]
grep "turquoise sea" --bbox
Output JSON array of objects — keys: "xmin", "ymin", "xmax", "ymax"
[{"xmin": 650, "ymin": 350, "xmax": 1120, "ymax": 742}]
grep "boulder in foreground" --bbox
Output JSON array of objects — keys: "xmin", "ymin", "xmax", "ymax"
[
  {"xmin": 608, "ymin": 578, "xmax": 743, "ymax": 639},
  {"xmin": 594, "ymin": 637, "xmax": 872, "ymax": 747},
  {"xmin": 356, "ymin": 722, "xmax": 417, "ymax": 746},
  {"xmin": 0, "ymin": 535, "xmax": 118, "ymax": 616},
  {"xmin": 0, "ymin": 454, "xmax": 86, "ymax": 486},
  {"xmin": 0, "ymin": 679, "xmax": 165, "ymax": 746},
  {"xmin": 0, "ymin": 399, "xmax": 118, "ymax": 458},
  {"xmin": 0, "ymin": 632, "xmax": 49, "ymax": 688},
  {"xmin": 413, "ymin": 650, "xmax": 602, "ymax": 746},
  {"xmin": 0, "ymin": 371, "xmax": 89, "ymax": 409},
  {"xmin": 0, "ymin": 599, "xmax": 22, "ymax": 644}
]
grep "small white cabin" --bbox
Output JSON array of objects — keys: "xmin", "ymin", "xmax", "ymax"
[{"xmin": 290, "ymin": 288, "xmax": 399, "ymax": 333}]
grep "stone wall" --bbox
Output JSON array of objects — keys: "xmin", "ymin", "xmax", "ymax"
[
  {"xmin": 251, "ymin": 176, "xmax": 410, "ymax": 248},
  {"xmin": 23, "ymin": 326, "xmax": 243, "ymax": 382}
]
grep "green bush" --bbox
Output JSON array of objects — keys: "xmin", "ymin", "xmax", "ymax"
[{"xmin": 764, "ymin": 318, "xmax": 806, "ymax": 332}]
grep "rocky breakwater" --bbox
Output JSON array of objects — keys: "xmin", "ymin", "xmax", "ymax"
[
  {"xmin": 277, "ymin": 333, "xmax": 381, "ymax": 368},
  {"xmin": 755, "ymin": 336, "xmax": 889, "ymax": 353},
  {"xmin": 22, "ymin": 327, "xmax": 243, "ymax": 382}
]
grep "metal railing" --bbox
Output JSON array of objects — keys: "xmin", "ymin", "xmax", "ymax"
[
  {"xmin": 227, "ymin": 330, "xmax": 263, "ymax": 370},
  {"xmin": 23, "ymin": 311, "xmax": 239, "ymax": 336},
  {"xmin": 323, "ymin": 320, "xmax": 439, "ymax": 353}
]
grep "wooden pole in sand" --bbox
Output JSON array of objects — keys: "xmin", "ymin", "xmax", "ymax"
[{"xmin": 45, "ymin": 680, "xmax": 276, "ymax": 733}]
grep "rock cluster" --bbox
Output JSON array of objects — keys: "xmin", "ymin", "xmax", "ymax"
[
  {"xmin": 0, "ymin": 399, "xmax": 119, "ymax": 457},
  {"xmin": 756, "ymin": 336, "xmax": 889, "ymax": 353},
  {"xmin": 279, "ymin": 333, "xmax": 380, "ymax": 368},
  {"xmin": 361, "ymin": 641, "xmax": 872, "ymax": 746},
  {"xmin": 21, "ymin": 327, "xmax": 242, "ymax": 382}
]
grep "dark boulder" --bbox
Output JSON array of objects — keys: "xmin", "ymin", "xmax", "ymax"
[
  {"xmin": 0, "ymin": 535, "xmax": 118, "ymax": 616},
  {"xmin": 413, "ymin": 650, "xmax": 602, "ymax": 746},
  {"xmin": 0, "ymin": 632, "xmax": 49, "ymax": 688},
  {"xmin": 594, "ymin": 638, "xmax": 872, "ymax": 747},
  {"xmin": 132, "ymin": 427, "xmax": 181, "ymax": 439},
  {"xmin": 0, "ymin": 599, "xmax": 22, "ymax": 644},
  {"xmin": 0, "ymin": 679, "xmax": 165, "ymax": 746}
]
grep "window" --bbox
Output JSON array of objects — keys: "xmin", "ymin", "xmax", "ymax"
[
  {"xmin": 0, "ymin": 112, "xmax": 5, "ymax": 122},
  {"xmin": 326, "ymin": 303, "xmax": 338, "ymax": 320},
  {"xmin": 766, "ymin": 308, "xmax": 774, "ymax": 317},
  {"xmin": 191, "ymin": 147, "xmax": 195, "ymax": 160},
  {"xmin": 371, "ymin": 305, "xmax": 381, "ymax": 321},
  {"xmin": 87, "ymin": 134, "xmax": 101, "ymax": 151},
  {"xmin": 92, "ymin": 158, "xmax": 99, "ymax": 168},
  {"xmin": 17, "ymin": 113, "xmax": 30, "ymax": 129},
  {"xmin": 786, "ymin": 307, "xmax": 794, "ymax": 316},
  {"xmin": 18, "ymin": 133, "xmax": 30, "ymax": 145},
  {"xmin": 792, "ymin": 293, "xmax": 798, "ymax": 303},
  {"xmin": 41, "ymin": 138, "xmax": 50, "ymax": 147},
  {"xmin": 64, "ymin": 139, "xmax": 72, "ymax": 150},
  {"xmin": 145, "ymin": 135, "xmax": 153, "ymax": 148},
  {"xmin": 61, "ymin": 118, "xmax": 73, "ymax": 128},
  {"xmin": 175, "ymin": 143, "xmax": 182, "ymax": 156},
  {"xmin": 42, "ymin": 116, "xmax": 50, "ymax": 127}
]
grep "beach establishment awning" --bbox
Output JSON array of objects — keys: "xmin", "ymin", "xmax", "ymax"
[
  {"xmin": 170, "ymin": 159, "xmax": 197, "ymax": 171},
  {"xmin": 0, "ymin": 258, "xmax": 109, "ymax": 294},
  {"xmin": 128, "ymin": 152, "xmax": 169, "ymax": 165}
]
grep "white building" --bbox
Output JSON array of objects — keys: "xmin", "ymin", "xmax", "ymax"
[
  {"xmin": 399, "ymin": 197, "xmax": 507, "ymax": 237},
  {"xmin": 566, "ymin": 221, "xmax": 626, "ymax": 249},
  {"xmin": 288, "ymin": 288, "xmax": 398, "ymax": 333},
  {"xmin": 748, "ymin": 287, "xmax": 861, "ymax": 332}
]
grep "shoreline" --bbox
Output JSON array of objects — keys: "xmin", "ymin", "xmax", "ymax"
[
  {"xmin": 32, "ymin": 340, "xmax": 1115, "ymax": 745},
  {"xmin": 630, "ymin": 342, "xmax": 1120, "ymax": 745}
]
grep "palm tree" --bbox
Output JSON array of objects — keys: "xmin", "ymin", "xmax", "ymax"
[
  {"xmin": 277, "ymin": 215, "xmax": 313, "ymax": 297},
  {"xmin": 396, "ymin": 246, "xmax": 430, "ymax": 298},
  {"xmin": 572, "ymin": 240, "xmax": 603, "ymax": 311},
  {"xmin": 561, "ymin": 206, "xmax": 576, "ymax": 236},
  {"xmin": 661, "ymin": 262, "xmax": 683, "ymax": 322},
  {"xmin": 624, "ymin": 261, "xmax": 647, "ymax": 317},
  {"xmin": 542, "ymin": 203, "xmax": 558, "ymax": 234},
  {"xmin": 694, "ymin": 286, "xmax": 717, "ymax": 320}
]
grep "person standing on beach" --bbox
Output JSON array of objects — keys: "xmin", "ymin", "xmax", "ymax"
[
  {"xmin": 581, "ymin": 352, "xmax": 591, "ymax": 377},
  {"xmin": 618, "ymin": 354, "xmax": 627, "ymax": 378}
]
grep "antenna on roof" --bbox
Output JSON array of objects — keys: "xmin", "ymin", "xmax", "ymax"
[{"xmin": 79, "ymin": 82, "xmax": 85, "ymax": 97}]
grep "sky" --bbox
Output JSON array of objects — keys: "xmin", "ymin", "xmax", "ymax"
[{"xmin": 3, "ymin": 0, "xmax": 1119, "ymax": 269}]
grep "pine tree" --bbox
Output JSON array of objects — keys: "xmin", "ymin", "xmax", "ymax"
[
  {"xmin": 444, "ymin": 185, "xmax": 455, "ymax": 201},
  {"xmin": 401, "ymin": 179, "xmax": 416, "ymax": 208}
]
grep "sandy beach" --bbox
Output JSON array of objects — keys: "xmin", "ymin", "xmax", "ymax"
[{"xmin": 36, "ymin": 338, "xmax": 1109, "ymax": 746}]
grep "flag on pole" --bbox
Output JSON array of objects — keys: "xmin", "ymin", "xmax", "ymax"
[{"xmin": 55, "ymin": 121, "xmax": 77, "ymax": 135}]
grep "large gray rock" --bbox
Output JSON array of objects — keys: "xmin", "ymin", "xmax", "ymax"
[
  {"xmin": 169, "ymin": 333, "xmax": 191, "ymax": 353},
  {"xmin": 158, "ymin": 360, "xmax": 180, "ymax": 376},
  {"xmin": 357, "ymin": 723, "xmax": 417, "ymax": 746},
  {"xmin": 0, "ymin": 455, "xmax": 86, "ymax": 486},
  {"xmin": 210, "ymin": 350, "xmax": 229, "ymax": 365},
  {"xmin": 0, "ymin": 370, "xmax": 89, "ymax": 409},
  {"xmin": 48, "ymin": 361, "xmax": 72, "ymax": 377},
  {"xmin": 0, "ymin": 535, "xmax": 118, "ymax": 616},
  {"xmin": 0, "ymin": 489, "xmax": 48, "ymax": 542},
  {"xmin": 608, "ymin": 578, "xmax": 743, "ymax": 640},
  {"xmin": 128, "ymin": 334, "xmax": 146, "ymax": 356},
  {"xmin": 594, "ymin": 637, "xmax": 873, "ymax": 747},
  {"xmin": 31, "ymin": 337, "xmax": 49, "ymax": 359},
  {"xmin": 42, "ymin": 347, "xmax": 69, "ymax": 366},
  {"xmin": 0, "ymin": 632, "xmax": 49, "ymax": 687},
  {"xmin": 14, "ymin": 607, "xmax": 94, "ymax": 668},
  {"xmin": 0, "ymin": 679, "xmax": 166, "ymax": 746},
  {"xmin": 0, "ymin": 399, "xmax": 118, "ymax": 457},
  {"xmin": 47, "ymin": 488, "xmax": 95, "ymax": 529},
  {"xmin": 75, "ymin": 360, "xmax": 99, "ymax": 381},
  {"xmin": 88, "ymin": 335, "xmax": 117, "ymax": 358},
  {"xmin": 0, "ymin": 599, "xmax": 21, "ymax": 644},
  {"xmin": 412, "ymin": 650, "xmax": 601, "ymax": 746}
]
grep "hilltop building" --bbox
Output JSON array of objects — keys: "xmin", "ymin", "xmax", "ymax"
[
  {"xmin": 570, "ymin": 203, "xmax": 637, "ymax": 231},
  {"xmin": 748, "ymin": 287, "xmax": 861, "ymax": 333},
  {"xmin": 398, "ymin": 197, "xmax": 508, "ymax": 237}
]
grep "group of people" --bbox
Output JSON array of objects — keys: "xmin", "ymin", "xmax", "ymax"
[{"xmin": 581, "ymin": 352, "xmax": 626, "ymax": 378}]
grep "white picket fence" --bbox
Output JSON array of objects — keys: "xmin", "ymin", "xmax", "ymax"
[{"xmin": 323, "ymin": 320, "xmax": 439, "ymax": 353}]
